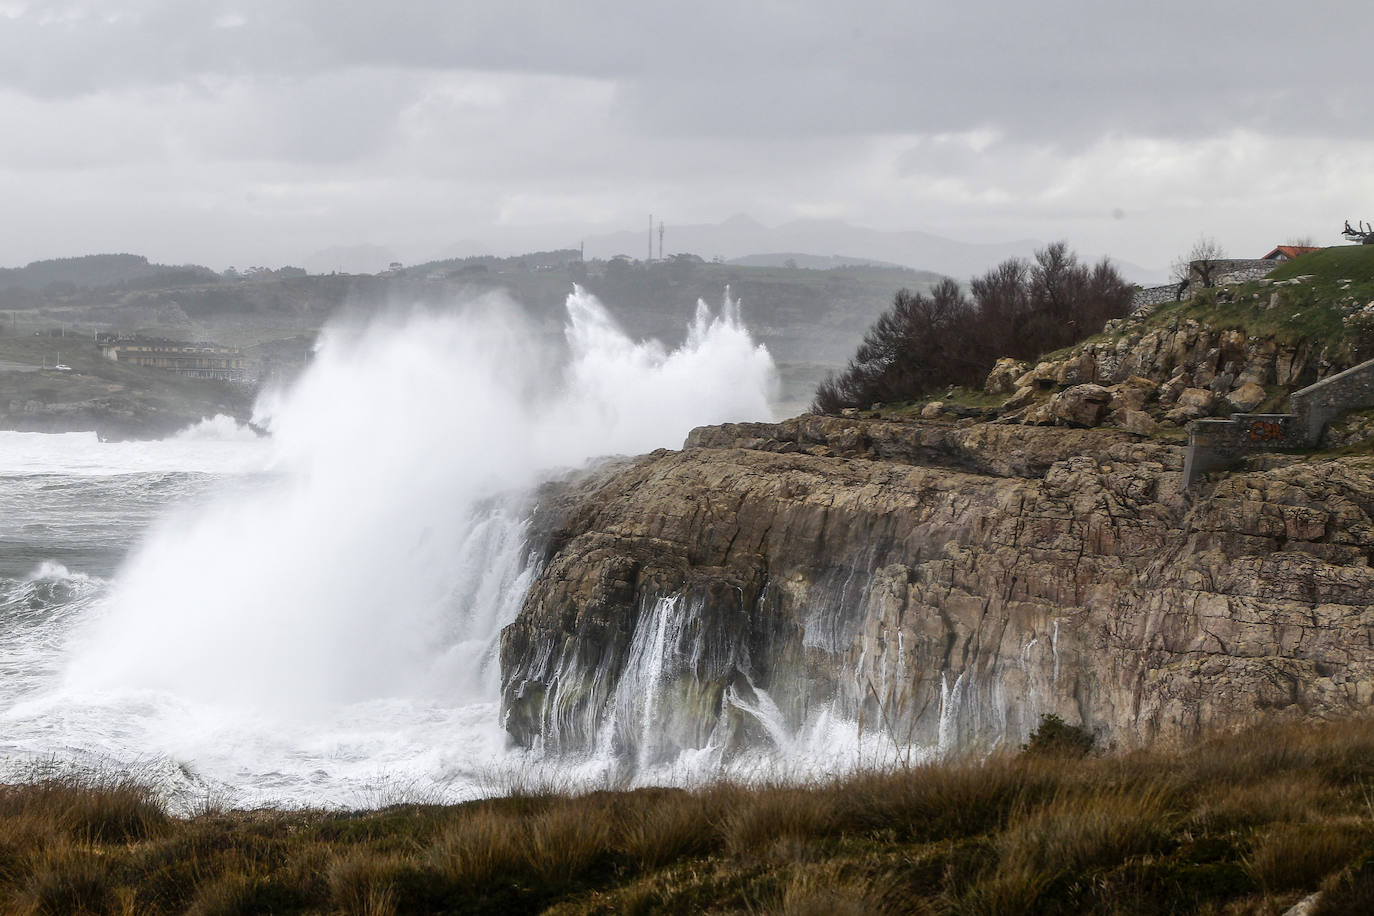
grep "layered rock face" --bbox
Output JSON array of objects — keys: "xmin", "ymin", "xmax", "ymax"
[{"xmin": 500, "ymin": 415, "xmax": 1374, "ymax": 763}]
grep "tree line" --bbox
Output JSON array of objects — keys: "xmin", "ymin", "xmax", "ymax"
[{"xmin": 813, "ymin": 242, "xmax": 1133, "ymax": 413}]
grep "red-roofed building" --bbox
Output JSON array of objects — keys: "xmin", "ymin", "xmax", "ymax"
[{"xmin": 1261, "ymin": 245, "xmax": 1321, "ymax": 261}]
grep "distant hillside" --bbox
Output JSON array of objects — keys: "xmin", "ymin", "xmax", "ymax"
[
  {"xmin": 582, "ymin": 215, "xmax": 1157, "ymax": 284},
  {"xmin": 0, "ymin": 250, "xmax": 945, "ymax": 418},
  {"xmin": 727, "ymin": 252, "xmax": 915, "ymax": 271},
  {"xmin": 0, "ymin": 254, "xmax": 217, "ymax": 292},
  {"xmin": 405, "ymin": 249, "xmax": 582, "ymax": 277}
]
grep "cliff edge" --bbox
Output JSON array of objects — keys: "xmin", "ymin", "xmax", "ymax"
[{"xmin": 500, "ymin": 414, "xmax": 1374, "ymax": 764}]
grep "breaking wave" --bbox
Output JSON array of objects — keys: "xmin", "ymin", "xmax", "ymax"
[{"xmin": 0, "ymin": 287, "xmax": 780, "ymax": 806}]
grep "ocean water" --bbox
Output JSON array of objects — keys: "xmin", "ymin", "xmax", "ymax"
[{"xmin": 0, "ymin": 288, "xmax": 897, "ymax": 811}]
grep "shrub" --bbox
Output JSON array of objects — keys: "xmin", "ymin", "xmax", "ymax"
[
  {"xmin": 813, "ymin": 241, "xmax": 1132, "ymax": 412},
  {"xmin": 814, "ymin": 278, "xmax": 978, "ymax": 413},
  {"xmin": 1021, "ymin": 714, "xmax": 1096, "ymax": 758}
]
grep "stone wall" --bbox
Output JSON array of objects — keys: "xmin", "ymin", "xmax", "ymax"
[
  {"xmin": 1182, "ymin": 414, "xmax": 1305, "ymax": 488},
  {"xmin": 1139, "ymin": 261, "xmax": 1279, "ymax": 311},
  {"xmin": 1131, "ymin": 284, "xmax": 1179, "ymax": 312},
  {"xmin": 1183, "ymin": 358, "xmax": 1374, "ymax": 488},
  {"xmin": 1291, "ymin": 360, "xmax": 1374, "ymax": 443},
  {"xmin": 1210, "ymin": 259, "xmax": 1282, "ymax": 286}
]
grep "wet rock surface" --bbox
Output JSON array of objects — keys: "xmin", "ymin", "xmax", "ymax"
[{"xmin": 500, "ymin": 415, "xmax": 1374, "ymax": 763}]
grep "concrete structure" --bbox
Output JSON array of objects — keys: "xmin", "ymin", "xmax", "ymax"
[
  {"xmin": 97, "ymin": 335, "xmax": 247, "ymax": 381},
  {"xmin": 1183, "ymin": 357, "xmax": 1374, "ymax": 488}
]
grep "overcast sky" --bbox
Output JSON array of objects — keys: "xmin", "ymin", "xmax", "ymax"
[{"xmin": 0, "ymin": 0, "xmax": 1370, "ymax": 275}]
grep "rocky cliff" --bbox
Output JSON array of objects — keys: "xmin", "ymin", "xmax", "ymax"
[
  {"xmin": 968, "ymin": 272, "xmax": 1368, "ymax": 435},
  {"xmin": 499, "ymin": 414, "xmax": 1374, "ymax": 765}
]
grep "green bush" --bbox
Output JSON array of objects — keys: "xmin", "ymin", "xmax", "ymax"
[{"xmin": 1021, "ymin": 714, "xmax": 1096, "ymax": 758}]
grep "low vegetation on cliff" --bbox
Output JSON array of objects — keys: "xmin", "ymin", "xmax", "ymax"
[
  {"xmin": 829, "ymin": 245, "xmax": 1374, "ymax": 443},
  {"xmin": 5, "ymin": 720, "xmax": 1374, "ymax": 914},
  {"xmin": 1142, "ymin": 245, "xmax": 1374, "ymax": 358}
]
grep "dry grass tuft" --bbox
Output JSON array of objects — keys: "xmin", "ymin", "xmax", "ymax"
[
  {"xmin": 997, "ymin": 785, "xmax": 1172, "ymax": 875},
  {"xmin": 1193, "ymin": 771, "xmax": 1337, "ymax": 831},
  {"xmin": 426, "ymin": 807, "xmax": 527, "ymax": 886},
  {"xmin": 1317, "ymin": 853, "xmax": 1374, "ymax": 915},
  {"xmin": 615, "ymin": 790, "xmax": 714, "ymax": 869},
  {"xmin": 717, "ymin": 785, "xmax": 838, "ymax": 856},
  {"xmin": 1247, "ymin": 823, "xmax": 1371, "ymax": 893},
  {"xmin": 0, "ymin": 777, "xmax": 168, "ymax": 845},
  {"xmin": 523, "ymin": 797, "xmax": 615, "ymax": 883},
  {"xmin": 326, "ymin": 853, "xmax": 402, "ymax": 916},
  {"xmin": 837, "ymin": 754, "xmax": 1053, "ymax": 841},
  {"xmin": 763, "ymin": 869, "xmax": 886, "ymax": 916},
  {"xmin": 944, "ymin": 862, "xmax": 1053, "ymax": 916},
  {"xmin": 13, "ymin": 845, "xmax": 113, "ymax": 916}
]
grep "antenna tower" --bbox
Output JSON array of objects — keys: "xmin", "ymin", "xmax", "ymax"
[{"xmin": 658, "ymin": 221, "xmax": 664, "ymax": 260}]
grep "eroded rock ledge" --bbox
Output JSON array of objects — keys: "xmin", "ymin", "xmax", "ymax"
[{"xmin": 500, "ymin": 416, "xmax": 1374, "ymax": 763}]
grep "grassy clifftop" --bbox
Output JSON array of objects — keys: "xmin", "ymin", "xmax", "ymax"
[
  {"xmin": 1140, "ymin": 245, "xmax": 1374, "ymax": 355},
  {"xmin": 890, "ymin": 246, "xmax": 1374, "ymax": 434}
]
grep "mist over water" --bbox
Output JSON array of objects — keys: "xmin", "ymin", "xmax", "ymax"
[{"xmin": 0, "ymin": 287, "xmax": 787, "ymax": 807}]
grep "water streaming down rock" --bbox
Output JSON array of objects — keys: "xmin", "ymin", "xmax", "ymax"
[
  {"xmin": 499, "ymin": 419, "xmax": 1190, "ymax": 768},
  {"xmin": 500, "ymin": 469, "xmax": 932, "ymax": 770},
  {"xmin": 499, "ymin": 409, "xmax": 1374, "ymax": 767}
]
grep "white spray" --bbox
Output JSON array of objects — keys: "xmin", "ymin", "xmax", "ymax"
[{"xmin": 32, "ymin": 287, "xmax": 775, "ymax": 805}]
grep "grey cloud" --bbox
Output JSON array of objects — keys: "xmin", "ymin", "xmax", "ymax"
[
  {"xmin": 1, "ymin": 0, "xmax": 1369, "ymax": 147},
  {"xmin": 177, "ymin": 69, "xmax": 415, "ymax": 164},
  {"xmin": 0, "ymin": 0, "xmax": 1368, "ymax": 272}
]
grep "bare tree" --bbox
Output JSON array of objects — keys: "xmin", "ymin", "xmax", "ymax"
[
  {"xmin": 1170, "ymin": 236, "xmax": 1227, "ymax": 300},
  {"xmin": 1343, "ymin": 220, "xmax": 1374, "ymax": 245},
  {"xmin": 813, "ymin": 244, "xmax": 1132, "ymax": 413}
]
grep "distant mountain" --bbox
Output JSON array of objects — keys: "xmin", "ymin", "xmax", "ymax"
[
  {"xmin": 583, "ymin": 216, "xmax": 1156, "ymax": 284},
  {"xmin": 0, "ymin": 254, "xmax": 216, "ymax": 291},
  {"xmin": 727, "ymin": 252, "xmax": 914, "ymax": 271}
]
